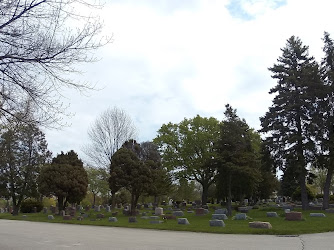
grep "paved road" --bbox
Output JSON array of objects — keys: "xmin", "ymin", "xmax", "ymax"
[{"xmin": 0, "ymin": 219, "xmax": 333, "ymax": 249}]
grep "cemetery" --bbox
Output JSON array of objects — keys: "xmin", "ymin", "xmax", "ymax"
[{"xmin": 1, "ymin": 201, "xmax": 334, "ymax": 235}]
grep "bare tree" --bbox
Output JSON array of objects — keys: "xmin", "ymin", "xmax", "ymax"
[
  {"xmin": 83, "ymin": 106, "xmax": 137, "ymax": 208},
  {"xmin": 0, "ymin": 0, "xmax": 110, "ymax": 127}
]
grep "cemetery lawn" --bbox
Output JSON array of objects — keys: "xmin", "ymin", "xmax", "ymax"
[{"xmin": 1, "ymin": 206, "xmax": 334, "ymax": 235}]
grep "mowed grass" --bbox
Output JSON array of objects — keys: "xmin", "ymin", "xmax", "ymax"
[{"xmin": 1, "ymin": 206, "xmax": 334, "ymax": 235}]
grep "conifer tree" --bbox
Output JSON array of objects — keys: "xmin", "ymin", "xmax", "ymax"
[{"xmin": 260, "ymin": 36, "xmax": 321, "ymax": 209}]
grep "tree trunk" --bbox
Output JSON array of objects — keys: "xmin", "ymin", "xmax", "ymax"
[
  {"xmin": 130, "ymin": 194, "xmax": 138, "ymax": 216},
  {"xmin": 227, "ymin": 174, "xmax": 232, "ymax": 216},
  {"xmin": 323, "ymin": 165, "xmax": 333, "ymax": 209},
  {"xmin": 58, "ymin": 196, "xmax": 64, "ymax": 215},
  {"xmin": 93, "ymin": 193, "xmax": 96, "ymax": 207},
  {"xmin": 111, "ymin": 190, "xmax": 116, "ymax": 209},
  {"xmin": 299, "ymin": 170, "xmax": 308, "ymax": 210},
  {"xmin": 201, "ymin": 183, "xmax": 208, "ymax": 206}
]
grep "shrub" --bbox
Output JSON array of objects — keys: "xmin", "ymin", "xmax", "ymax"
[{"xmin": 20, "ymin": 199, "xmax": 43, "ymax": 213}]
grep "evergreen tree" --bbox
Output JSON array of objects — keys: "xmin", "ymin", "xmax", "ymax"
[
  {"xmin": 216, "ymin": 104, "xmax": 260, "ymax": 215},
  {"xmin": 317, "ymin": 32, "xmax": 334, "ymax": 209},
  {"xmin": 260, "ymin": 36, "xmax": 321, "ymax": 209},
  {"xmin": 39, "ymin": 150, "xmax": 88, "ymax": 213},
  {"xmin": 0, "ymin": 122, "xmax": 51, "ymax": 215}
]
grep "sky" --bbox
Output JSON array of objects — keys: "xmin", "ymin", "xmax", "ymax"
[{"xmin": 44, "ymin": 0, "xmax": 334, "ymax": 163}]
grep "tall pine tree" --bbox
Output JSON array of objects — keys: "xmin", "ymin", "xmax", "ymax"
[
  {"xmin": 260, "ymin": 36, "xmax": 321, "ymax": 209},
  {"xmin": 317, "ymin": 32, "xmax": 334, "ymax": 209}
]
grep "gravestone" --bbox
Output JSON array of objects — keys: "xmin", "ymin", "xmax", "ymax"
[
  {"xmin": 150, "ymin": 220, "xmax": 163, "ymax": 224},
  {"xmin": 249, "ymin": 221, "xmax": 272, "ymax": 229},
  {"xmin": 149, "ymin": 216, "xmax": 159, "ymax": 220},
  {"xmin": 325, "ymin": 208, "xmax": 334, "ymax": 213},
  {"xmin": 238, "ymin": 207, "xmax": 249, "ymax": 213},
  {"xmin": 195, "ymin": 208, "xmax": 205, "ymax": 216},
  {"xmin": 173, "ymin": 211, "xmax": 184, "ymax": 217},
  {"xmin": 96, "ymin": 213, "xmax": 104, "ymax": 218},
  {"xmin": 0, "ymin": 208, "xmax": 3, "ymax": 213},
  {"xmin": 310, "ymin": 213, "xmax": 326, "ymax": 217},
  {"xmin": 284, "ymin": 209, "xmax": 291, "ymax": 214},
  {"xmin": 106, "ymin": 206, "xmax": 111, "ymax": 213},
  {"xmin": 142, "ymin": 212, "xmax": 147, "ymax": 216},
  {"xmin": 128, "ymin": 217, "xmax": 137, "ymax": 223},
  {"xmin": 109, "ymin": 217, "xmax": 118, "ymax": 222},
  {"xmin": 82, "ymin": 213, "xmax": 89, "ymax": 218},
  {"xmin": 63, "ymin": 215, "xmax": 72, "ymax": 220},
  {"xmin": 76, "ymin": 205, "xmax": 82, "ymax": 212},
  {"xmin": 285, "ymin": 212, "xmax": 302, "ymax": 221},
  {"xmin": 48, "ymin": 215, "xmax": 54, "ymax": 220},
  {"xmin": 161, "ymin": 201, "xmax": 166, "ymax": 206},
  {"xmin": 178, "ymin": 218, "xmax": 190, "ymax": 225},
  {"xmin": 69, "ymin": 208, "xmax": 76, "ymax": 217},
  {"xmin": 95, "ymin": 205, "xmax": 101, "ymax": 212},
  {"xmin": 144, "ymin": 204, "xmax": 149, "ymax": 209},
  {"xmin": 43, "ymin": 207, "xmax": 48, "ymax": 214},
  {"xmin": 235, "ymin": 213, "xmax": 247, "ymax": 220},
  {"xmin": 266, "ymin": 212, "xmax": 278, "ymax": 217},
  {"xmin": 61, "ymin": 210, "xmax": 66, "ymax": 217},
  {"xmin": 22, "ymin": 215, "xmax": 27, "ymax": 219},
  {"xmin": 204, "ymin": 209, "xmax": 209, "ymax": 215},
  {"xmin": 155, "ymin": 207, "xmax": 164, "ymax": 216},
  {"xmin": 187, "ymin": 210, "xmax": 194, "ymax": 213},
  {"xmin": 163, "ymin": 215, "xmax": 176, "ymax": 220},
  {"xmin": 212, "ymin": 214, "xmax": 228, "ymax": 220},
  {"xmin": 215, "ymin": 208, "xmax": 227, "ymax": 215},
  {"xmin": 168, "ymin": 199, "xmax": 173, "ymax": 206},
  {"xmin": 141, "ymin": 216, "xmax": 150, "ymax": 219},
  {"xmin": 209, "ymin": 220, "xmax": 225, "ymax": 227}
]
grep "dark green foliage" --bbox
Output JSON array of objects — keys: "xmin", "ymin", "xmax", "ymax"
[
  {"xmin": 0, "ymin": 122, "xmax": 50, "ymax": 215},
  {"xmin": 154, "ymin": 115, "xmax": 220, "ymax": 205},
  {"xmin": 316, "ymin": 32, "xmax": 334, "ymax": 209},
  {"xmin": 39, "ymin": 150, "xmax": 88, "ymax": 212},
  {"xmin": 216, "ymin": 104, "xmax": 261, "ymax": 215},
  {"xmin": 20, "ymin": 199, "xmax": 43, "ymax": 213},
  {"xmin": 260, "ymin": 36, "xmax": 322, "ymax": 209},
  {"xmin": 110, "ymin": 141, "xmax": 153, "ymax": 215}
]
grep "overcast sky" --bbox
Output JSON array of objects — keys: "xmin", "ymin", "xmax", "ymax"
[{"xmin": 44, "ymin": 0, "xmax": 334, "ymax": 163}]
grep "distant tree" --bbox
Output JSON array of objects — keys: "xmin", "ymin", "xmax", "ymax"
[
  {"xmin": 39, "ymin": 150, "xmax": 88, "ymax": 213},
  {"xmin": 0, "ymin": 122, "xmax": 50, "ymax": 215},
  {"xmin": 0, "ymin": 0, "xmax": 109, "ymax": 126},
  {"xmin": 86, "ymin": 166, "xmax": 109, "ymax": 206},
  {"xmin": 84, "ymin": 107, "xmax": 137, "ymax": 209},
  {"xmin": 260, "ymin": 36, "xmax": 322, "ymax": 210},
  {"xmin": 154, "ymin": 115, "xmax": 220, "ymax": 205},
  {"xmin": 216, "ymin": 104, "xmax": 261, "ymax": 215},
  {"xmin": 109, "ymin": 142, "xmax": 152, "ymax": 215},
  {"xmin": 170, "ymin": 178, "xmax": 200, "ymax": 202}
]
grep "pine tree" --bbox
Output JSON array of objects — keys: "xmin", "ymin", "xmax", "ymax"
[
  {"xmin": 317, "ymin": 32, "xmax": 334, "ymax": 209},
  {"xmin": 260, "ymin": 36, "xmax": 321, "ymax": 209},
  {"xmin": 216, "ymin": 104, "xmax": 260, "ymax": 216}
]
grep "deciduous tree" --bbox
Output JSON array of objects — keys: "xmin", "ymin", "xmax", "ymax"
[{"xmin": 154, "ymin": 115, "xmax": 220, "ymax": 205}]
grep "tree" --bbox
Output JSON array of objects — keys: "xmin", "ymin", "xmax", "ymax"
[
  {"xmin": 260, "ymin": 36, "xmax": 321, "ymax": 210},
  {"xmin": 316, "ymin": 32, "xmax": 334, "ymax": 209},
  {"xmin": 84, "ymin": 107, "xmax": 137, "ymax": 209},
  {"xmin": 138, "ymin": 141, "xmax": 172, "ymax": 203},
  {"xmin": 216, "ymin": 104, "xmax": 261, "ymax": 215},
  {"xmin": 39, "ymin": 150, "xmax": 88, "ymax": 213},
  {"xmin": 0, "ymin": 122, "xmax": 50, "ymax": 215},
  {"xmin": 86, "ymin": 166, "xmax": 109, "ymax": 207},
  {"xmin": 154, "ymin": 115, "xmax": 220, "ymax": 205},
  {"xmin": 0, "ymin": 0, "xmax": 109, "ymax": 126},
  {"xmin": 109, "ymin": 142, "xmax": 152, "ymax": 215}
]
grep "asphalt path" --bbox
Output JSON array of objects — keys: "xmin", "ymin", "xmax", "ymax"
[{"xmin": 0, "ymin": 219, "xmax": 333, "ymax": 249}]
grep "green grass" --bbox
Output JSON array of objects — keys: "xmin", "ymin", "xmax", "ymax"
[{"xmin": 1, "ymin": 206, "xmax": 334, "ymax": 235}]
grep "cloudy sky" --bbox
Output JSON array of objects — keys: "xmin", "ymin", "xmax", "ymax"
[{"xmin": 44, "ymin": 0, "xmax": 334, "ymax": 163}]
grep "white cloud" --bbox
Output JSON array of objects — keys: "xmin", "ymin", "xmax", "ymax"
[{"xmin": 44, "ymin": 0, "xmax": 334, "ymax": 162}]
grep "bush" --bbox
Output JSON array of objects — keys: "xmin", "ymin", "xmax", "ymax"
[{"xmin": 20, "ymin": 199, "xmax": 43, "ymax": 213}]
